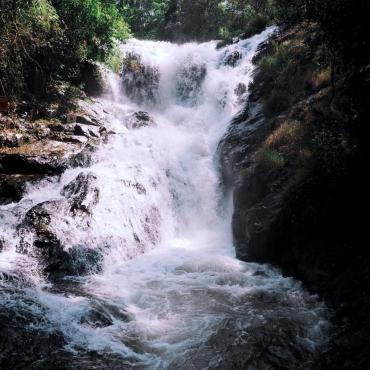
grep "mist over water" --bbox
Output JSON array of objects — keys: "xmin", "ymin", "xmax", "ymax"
[{"xmin": 0, "ymin": 28, "xmax": 330, "ymax": 368}]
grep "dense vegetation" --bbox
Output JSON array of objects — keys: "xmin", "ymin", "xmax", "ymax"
[{"xmin": 0, "ymin": 0, "xmax": 129, "ymax": 114}]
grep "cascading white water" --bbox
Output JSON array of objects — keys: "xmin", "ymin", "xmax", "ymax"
[{"xmin": 0, "ymin": 28, "xmax": 330, "ymax": 368}]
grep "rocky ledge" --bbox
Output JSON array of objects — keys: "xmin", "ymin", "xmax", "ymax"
[{"xmin": 0, "ymin": 101, "xmax": 108, "ymax": 205}]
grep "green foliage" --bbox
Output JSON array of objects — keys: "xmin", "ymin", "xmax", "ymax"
[
  {"xmin": 257, "ymin": 148, "xmax": 285, "ymax": 169},
  {"xmin": 52, "ymin": 0, "xmax": 129, "ymax": 61},
  {"xmin": 118, "ymin": 0, "xmax": 170, "ymax": 39},
  {"xmin": 106, "ymin": 43, "xmax": 124, "ymax": 73},
  {"xmin": 253, "ymin": 36, "xmax": 325, "ymax": 118},
  {"xmin": 0, "ymin": 0, "xmax": 130, "ymax": 108},
  {"xmin": 270, "ymin": 0, "xmax": 369, "ymax": 66},
  {"xmin": 270, "ymin": 0, "xmax": 306, "ymax": 24},
  {"xmin": 30, "ymin": 0, "xmax": 60, "ymax": 31},
  {"xmin": 119, "ymin": 0, "xmax": 271, "ymax": 42}
]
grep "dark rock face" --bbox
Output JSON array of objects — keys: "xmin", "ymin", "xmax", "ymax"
[
  {"xmin": 222, "ymin": 50, "xmax": 242, "ymax": 67},
  {"xmin": 0, "ymin": 140, "xmax": 89, "ymax": 175},
  {"xmin": 175, "ymin": 62, "xmax": 207, "ymax": 105},
  {"xmin": 0, "ymin": 113, "xmax": 106, "ymax": 177},
  {"xmin": 0, "ymin": 108, "xmax": 107, "ymax": 210},
  {"xmin": 0, "ymin": 174, "xmax": 42, "ymax": 204},
  {"xmin": 61, "ymin": 171, "xmax": 99, "ymax": 215},
  {"xmin": 20, "ymin": 200, "xmax": 69, "ymax": 275},
  {"xmin": 121, "ymin": 52, "xmax": 160, "ymax": 105},
  {"xmin": 221, "ymin": 27, "xmax": 370, "ymax": 369},
  {"xmin": 79, "ymin": 61, "xmax": 104, "ymax": 97},
  {"xmin": 235, "ymin": 82, "xmax": 247, "ymax": 97},
  {"xmin": 17, "ymin": 172, "xmax": 101, "ymax": 277},
  {"xmin": 218, "ymin": 99, "xmax": 267, "ymax": 190},
  {"xmin": 126, "ymin": 111, "xmax": 157, "ymax": 129}
]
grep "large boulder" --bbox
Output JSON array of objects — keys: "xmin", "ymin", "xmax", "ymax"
[
  {"xmin": 121, "ymin": 53, "xmax": 160, "ymax": 105},
  {"xmin": 0, "ymin": 140, "xmax": 90, "ymax": 175},
  {"xmin": 61, "ymin": 171, "xmax": 99, "ymax": 216},
  {"xmin": 18, "ymin": 172, "xmax": 101, "ymax": 277},
  {"xmin": 222, "ymin": 50, "xmax": 242, "ymax": 67},
  {"xmin": 20, "ymin": 200, "xmax": 69, "ymax": 276}
]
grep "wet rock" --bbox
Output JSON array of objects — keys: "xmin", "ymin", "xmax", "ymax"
[
  {"xmin": 68, "ymin": 245, "xmax": 103, "ymax": 275},
  {"xmin": 61, "ymin": 172, "xmax": 99, "ymax": 215},
  {"xmin": 20, "ymin": 200, "xmax": 68, "ymax": 274},
  {"xmin": 74, "ymin": 123, "xmax": 91, "ymax": 137},
  {"xmin": 223, "ymin": 50, "xmax": 242, "ymax": 67},
  {"xmin": 48, "ymin": 123, "xmax": 65, "ymax": 133},
  {"xmin": 143, "ymin": 206, "xmax": 161, "ymax": 245},
  {"xmin": 69, "ymin": 144, "xmax": 96, "ymax": 168},
  {"xmin": 20, "ymin": 200, "xmax": 100, "ymax": 276},
  {"xmin": 61, "ymin": 135, "xmax": 89, "ymax": 144},
  {"xmin": 0, "ymin": 306, "xmax": 69, "ymax": 370},
  {"xmin": 218, "ymin": 101, "xmax": 266, "ymax": 188},
  {"xmin": 235, "ymin": 83, "xmax": 247, "ymax": 97},
  {"xmin": 74, "ymin": 124, "xmax": 101, "ymax": 139},
  {"xmin": 121, "ymin": 52, "xmax": 160, "ymax": 105},
  {"xmin": 175, "ymin": 62, "xmax": 207, "ymax": 105},
  {"xmin": 18, "ymin": 173, "xmax": 100, "ymax": 276},
  {"xmin": 0, "ymin": 140, "xmax": 88, "ymax": 175},
  {"xmin": 76, "ymin": 114, "xmax": 101, "ymax": 127},
  {"xmin": 0, "ymin": 174, "xmax": 43, "ymax": 204},
  {"xmin": 126, "ymin": 111, "xmax": 156, "ymax": 129}
]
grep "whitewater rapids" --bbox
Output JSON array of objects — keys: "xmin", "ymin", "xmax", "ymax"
[{"xmin": 0, "ymin": 28, "xmax": 330, "ymax": 369}]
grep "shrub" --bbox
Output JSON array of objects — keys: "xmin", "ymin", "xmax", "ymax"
[
  {"xmin": 310, "ymin": 68, "xmax": 331, "ymax": 90},
  {"xmin": 0, "ymin": 0, "xmax": 130, "ymax": 106},
  {"xmin": 242, "ymin": 15, "xmax": 269, "ymax": 38},
  {"xmin": 106, "ymin": 44, "xmax": 124, "ymax": 74},
  {"xmin": 265, "ymin": 120, "xmax": 302, "ymax": 149},
  {"xmin": 263, "ymin": 90, "xmax": 291, "ymax": 118},
  {"xmin": 257, "ymin": 148, "xmax": 285, "ymax": 170}
]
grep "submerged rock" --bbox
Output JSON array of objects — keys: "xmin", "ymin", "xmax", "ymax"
[
  {"xmin": 175, "ymin": 62, "xmax": 207, "ymax": 105},
  {"xmin": 125, "ymin": 111, "xmax": 156, "ymax": 129},
  {"xmin": 235, "ymin": 82, "xmax": 247, "ymax": 97},
  {"xmin": 222, "ymin": 50, "xmax": 242, "ymax": 67}
]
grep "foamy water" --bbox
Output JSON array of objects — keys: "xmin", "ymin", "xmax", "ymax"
[{"xmin": 0, "ymin": 28, "xmax": 330, "ymax": 368}]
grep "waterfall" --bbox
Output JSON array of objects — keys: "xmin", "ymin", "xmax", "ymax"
[{"xmin": 0, "ymin": 28, "xmax": 330, "ymax": 368}]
